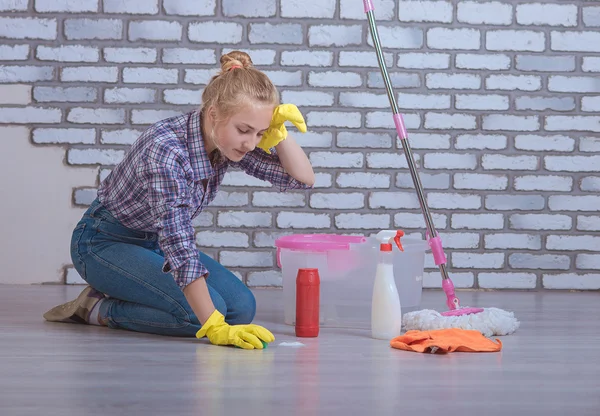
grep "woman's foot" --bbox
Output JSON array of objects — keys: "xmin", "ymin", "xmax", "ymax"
[{"xmin": 43, "ymin": 286, "xmax": 105, "ymax": 324}]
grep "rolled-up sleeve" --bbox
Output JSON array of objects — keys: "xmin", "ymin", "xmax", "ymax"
[{"xmin": 140, "ymin": 141, "xmax": 208, "ymax": 289}]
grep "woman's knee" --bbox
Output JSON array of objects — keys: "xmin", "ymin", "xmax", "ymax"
[{"xmin": 228, "ymin": 289, "xmax": 256, "ymax": 325}]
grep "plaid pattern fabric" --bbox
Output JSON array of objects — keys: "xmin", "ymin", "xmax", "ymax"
[{"xmin": 97, "ymin": 110, "xmax": 311, "ymax": 289}]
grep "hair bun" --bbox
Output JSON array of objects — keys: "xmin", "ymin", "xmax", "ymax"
[{"xmin": 220, "ymin": 51, "xmax": 253, "ymax": 74}]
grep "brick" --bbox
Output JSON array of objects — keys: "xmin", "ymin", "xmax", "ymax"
[
  {"xmin": 163, "ymin": 89, "xmax": 201, "ymax": 105},
  {"xmin": 455, "ymin": 134, "xmax": 507, "ymax": 150},
  {"xmin": 184, "ymin": 69, "xmax": 216, "ymax": 85},
  {"xmin": 367, "ymin": 27, "xmax": 423, "ymax": 49},
  {"xmin": 543, "ymin": 274, "xmax": 600, "ymax": 290},
  {"xmin": 105, "ymin": 47, "xmax": 156, "ymax": 63},
  {"xmin": 36, "ymin": 45, "xmax": 98, "ymax": 63},
  {"xmin": 581, "ymin": 177, "xmax": 600, "ymax": 192},
  {"xmin": 397, "ymin": 53, "xmax": 450, "ymax": 69},
  {"xmin": 368, "ymin": 110, "xmax": 419, "ymax": 129},
  {"xmin": 366, "ymin": 152, "xmax": 420, "ymax": 169},
  {"xmin": 424, "ymin": 113, "xmax": 477, "ymax": 130},
  {"xmin": 487, "ymin": 30, "xmax": 545, "ymax": 52},
  {"xmin": 61, "ymin": 67, "xmax": 117, "ymax": 83},
  {"xmin": 577, "ymin": 254, "xmax": 600, "ymax": 270},
  {"xmin": 486, "ymin": 75, "xmax": 541, "ymax": 91},
  {"xmin": 548, "ymin": 196, "xmax": 600, "ymax": 212},
  {"xmin": 397, "ymin": 172, "xmax": 449, "ymax": 190},
  {"xmin": 578, "ymin": 216, "xmax": 600, "ymax": 232},
  {"xmin": 209, "ymin": 191, "xmax": 248, "ymax": 207},
  {"xmin": 67, "ymin": 148, "xmax": 124, "ymax": 165},
  {"xmin": 281, "ymin": 51, "xmax": 333, "ymax": 67},
  {"xmin": 64, "ymin": 19, "xmax": 122, "ymax": 40},
  {"xmin": 223, "ymin": 0, "xmax": 274, "ymax": 17},
  {"xmin": 455, "ymin": 53, "xmax": 510, "ymax": 70},
  {"xmin": 424, "ymin": 153, "xmax": 477, "ymax": 170},
  {"xmin": 514, "ymin": 175, "xmax": 573, "ymax": 192},
  {"xmin": 74, "ymin": 188, "xmax": 97, "ymax": 206},
  {"xmin": 247, "ymin": 271, "xmax": 282, "ymax": 287},
  {"xmin": 218, "ymin": 211, "xmax": 271, "ymax": 228},
  {"xmin": 427, "ymin": 28, "xmax": 480, "ymax": 50},
  {"xmin": 309, "ymin": 151, "xmax": 363, "ymax": 168},
  {"xmin": 339, "ymin": 51, "xmax": 394, "ymax": 68},
  {"xmin": 130, "ymin": 21, "xmax": 181, "ymax": 41},
  {"xmin": 67, "ymin": 108, "xmax": 124, "ymax": 124},
  {"xmin": 516, "ymin": 3, "xmax": 577, "ymax": 27},
  {"xmin": 581, "ymin": 138, "xmax": 600, "ymax": 153},
  {"xmin": 547, "ymin": 235, "xmax": 600, "ymax": 252},
  {"xmin": 335, "ymin": 214, "xmax": 390, "ymax": 230},
  {"xmin": 253, "ymin": 231, "xmax": 292, "ymax": 248},
  {"xmin": 337, "ymin": 172, "xmax": 390, "ymax": 189},
  {"xmin": 308, "ymin": 71, "xmax": 361, "ymax": 88},
  {"xmin": 253, "ymin": 192, "xmax": 305, "ymax": 208},
  {"xmin": 515, "ymin": 135, "xmax": 574, "ymax": 152},
  {"xmin": 439, "ymin": 233, "xmax": 480, "ymax": 249},
  {"xmin": 394, "ymin": 213, "xmax": 447, "ymax": 230},
  {"xmin": 428, "ymin": 193, "xmax": 481, "ymax": 210},
  {"xmin": 451, "ymin": 213, "xmax": 504, "ymax": 230},
  {"xmin": 0, "ymin": 0, "xmax": 27, "ymax": 10},
  {"xmin": 314, "ymin": 173, "xmax": 332, "ymax": 188},
  {"xmin": 426, "ymin": 73, "xmax": 480, "ymax": 90},
  {"xmin": 455, "ymin": 94, "xmax": 508, "ymax": 110},
  {"xmin": 545, "ymin": 116, "xmax": 600, "ymax": 133},
  {"xmin": 104, "ymin": 88, "xmax": 155, "ymax": 104},
  {"xmin": 0, "ymin": 107, "xmax": 61, "ymax": 124},
  {"xmin": 222, "ymin": 48, "xmax": 275, "ymax": 66},
  {"xmin": 310, "ymin": 193, "xmax": 364, "ymax": 209},
  {"xmin": 424, "ymin": 272, "xmax": 474, "ymax": 289},
  {"xmin": 406, "ymin": 133, "xmax": 451, "ymax": 149},
  {"xmin": 33, "ymin": 128, "xmax": 95, "ymax": 144},
  {"xmin": 369, "ymin": 192, "xmax": 420, "ymax": 209},
  {"xmin": 485, "ymin": 195, "xmax": 545, "ymax": 211},
  {"xmin": 368, "ymin": 72, "xmax": 421, "ymax": 89},
  {"xmin": 101, "ymin": 129, "xmax": 141, "ymax": 145},
  {"xmin": 281, "ymin": 91, "xmax": 333, "ymax": 108},
  {"xmin": 189, "ymin": 22, "xmax": 242, "ymax": 44},
  {"xmin": 220, "ymin": 251, "xmax": 272, "ymax": 268},
  {"xmin": 0, "ymin": 45, "xmax": 29, "ymax": 60},
  {"xmin": 545, "ymin": 155, "xmax": 600, "ymax": 172},
  {"xmin": 483, "ymin": 115, "xmax": 539, "ymax": 131},
  {"xmin": 479, "ymin": 273, "xmax": 537, "ymax": 290},
  {"xmin": 163, "ymin": 0, "xmax": 215, "ymax": 16},
  {"xmin": 516, "ymin": 55, "xmax": 575, "ymax": 72},
  {"xmin": 337, "ymin": 132, "xmax": 392, "ymax": 149},
  {"xmin": 582, "ymin": 57, "xmax": 600, "ymax": 73},
  {"xmin": 551, "ymin": 32, "xmax": 600, "ymax": 53},
  {"xmin": 162, "ymin": 48, "xmax": 214, "ymax": 65},
  {"xmin": 103, "ymin": 0, "xmax": 157, "ymax": 14},
  {"xmin": 549, "ymin": 76, "xmax": 600, "ymax": 93},
  {"xmin": 293, "ymin": 131, "xmax": 333, "ymax": 148},
  {"xmin": 399, "ymin": 1, "xmax": 453, "ymax": 23},
  {"xmin": 307, "ymin": 111, "xmax": 361, "ymax": 128},
  {"xmin": 308, "ymin": 25, "xmax": 362, "ymax": 47},
  {"xmin": 457, "ymin": 1, "xmax": 512, "ymax": 25},
  {"xmin": 397, "ymin": 93, "xmax": 450, "ymax": 110},
  {"xmin": 516, "ymin": 96, "xmax": 575, "ymax": 112},
  {"xmin": 583, "ymin": 7, "xmax": 600, "ymax": 27},
  {"xmin": 222, "ymin": 172, "xmax": 270, "ymax": 188},
  {"xmin": 510, "ymin": 214, "xmax": 572, "ymax": 231},
  {"xmin": 249, "ymin": 23, "xmax": 302, "ymax": 45},
  {"xmin": 262, "ymin": 70, "xmax": 302, "ymax": 87},
  {"xmin": 123, "ymin": 68, "xmax": 178, "ymax": 84},
  {"xmin": 509, "ymin": 254, "xmax": 569, "ymax": 270},
  {"xmin": 36, "ymin": 0, "xmax": 97, "ymax": 12},
  {"xmin": 277, "ymin": 212, "xmax": 330, "ymax": 229},
  {"xmin": 0, "ymin": 85, "xmax": 30, "ymax": 105},
  {"xmin": 0, "ymin": 65, "xmax": 53, "ymax": 83},
  {"xmin": 339, "ymin": 92, "xmax": 388, "ymax": 109},
  {"xmin": 131, "ymin": 110, "xmax": 180, "ymax": 125},
  {"xmin": 281, "ymin": 0, "xmax": 335, "ymax": 18},
  {"xmin": 0, "ymin": 17, "xmax": 56, "ymax": 40},
  {"xmin": 454, "ymin": 173, "xmax": 507, "ymax": 191},
  {"xmin": 582, "ymin": 97, "xmax": 600, "ymax": 113},
  {"xmin": 196, "ymin": 231, "xmax": 248, "ymax": 248},
  {"xmin": 482, "ymin": 154, "xmax": 538, "ymax": 171},
  {"xmin": 453, "ymin": 253, "xmax": 504, "ymax": 269},
  {"xmin": 191, "ymin": 212, "xmax": 213, "ymax": 227},
  {"xmin": 340, "ymin": 0, "xmax": 395, "ymax": 20}
]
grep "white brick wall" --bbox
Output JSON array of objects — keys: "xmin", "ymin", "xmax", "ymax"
[{"xmin": 1, "ymin": 0, "xmax": 598, "ymax": 290}]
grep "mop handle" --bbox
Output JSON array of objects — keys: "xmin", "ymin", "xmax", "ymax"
[{"xmin": 364, "ymin": 2, "xmax": 458, "ymax": 305}]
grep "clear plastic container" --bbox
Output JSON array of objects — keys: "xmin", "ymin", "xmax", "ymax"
[{"xmin": 275, "ymin": 233, "xmax": 429, "ymax": 329}]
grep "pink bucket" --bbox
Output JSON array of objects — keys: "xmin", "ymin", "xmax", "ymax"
[{"xmin": 275, "ymin": 234, "xmax": 367, "ymax": 268}]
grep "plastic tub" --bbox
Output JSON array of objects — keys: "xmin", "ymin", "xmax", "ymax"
[{"xmin": 275, "ymin": 233, "xmax": 429, "ymax": 329}]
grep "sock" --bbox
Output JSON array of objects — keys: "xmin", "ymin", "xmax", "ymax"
[{"xmin": 88, "ymin": 299, "xmax": 105, "ymax": 326}]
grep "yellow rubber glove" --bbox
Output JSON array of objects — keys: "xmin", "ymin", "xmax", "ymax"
[
  {"xmin": 257, "ymin": 103, "xmax": 307, "ymax": 154},
  {"xmin": 196, "ymin": 309, "xmax": 275, "ymax": 350}
]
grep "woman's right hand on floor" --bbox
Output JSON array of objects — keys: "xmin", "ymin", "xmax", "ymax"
[{"xmin": 196, "ymin": 309, "xmax": 275, "ymax": 349}]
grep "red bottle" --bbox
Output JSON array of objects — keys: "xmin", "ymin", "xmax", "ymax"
[{"xmin": 295, "ymin": 268, "xmax": 320, "ymax": 337}]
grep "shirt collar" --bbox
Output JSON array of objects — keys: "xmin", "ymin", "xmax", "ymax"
[{"xmin": 186, "ymin": 110, "xmax": 215, "ymax": 182}]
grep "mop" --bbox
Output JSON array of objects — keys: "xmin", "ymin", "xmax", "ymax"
[{"xmin": 362, "ymin": 0, "xmax": 519, "ymax": 337}]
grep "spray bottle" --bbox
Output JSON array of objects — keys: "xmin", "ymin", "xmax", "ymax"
[{"xmin": 371, "ymin": 230, "xmax": 405, "ymax": 340}]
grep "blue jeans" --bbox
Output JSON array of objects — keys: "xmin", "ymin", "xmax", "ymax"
[{"xmin": 70, "ymin": 198, "xmax": 256, "ymax": 337}]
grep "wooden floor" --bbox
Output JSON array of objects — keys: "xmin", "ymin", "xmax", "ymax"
[{"xmin": 1, "ymin": 285, "xmax": 599, "ymax": 416}]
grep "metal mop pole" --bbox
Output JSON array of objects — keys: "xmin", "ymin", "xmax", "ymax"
[{"xmin": 363, "ymin": 0, "xmax": 462, "ymax": 311}]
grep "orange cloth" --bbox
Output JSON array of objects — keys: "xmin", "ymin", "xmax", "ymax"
[{"xmin": 390, "ymin": 329, "xmax": 502, "ymax": 354}]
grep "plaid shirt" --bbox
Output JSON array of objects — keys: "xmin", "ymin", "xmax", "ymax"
[{"xmin": 97, "ymin": 110, "xmax": 311, "ymax": 289}]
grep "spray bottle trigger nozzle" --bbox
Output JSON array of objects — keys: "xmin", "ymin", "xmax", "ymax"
[{"xmin": 394, "ymin": 230, "xmax": 405, "ymax": 252}]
